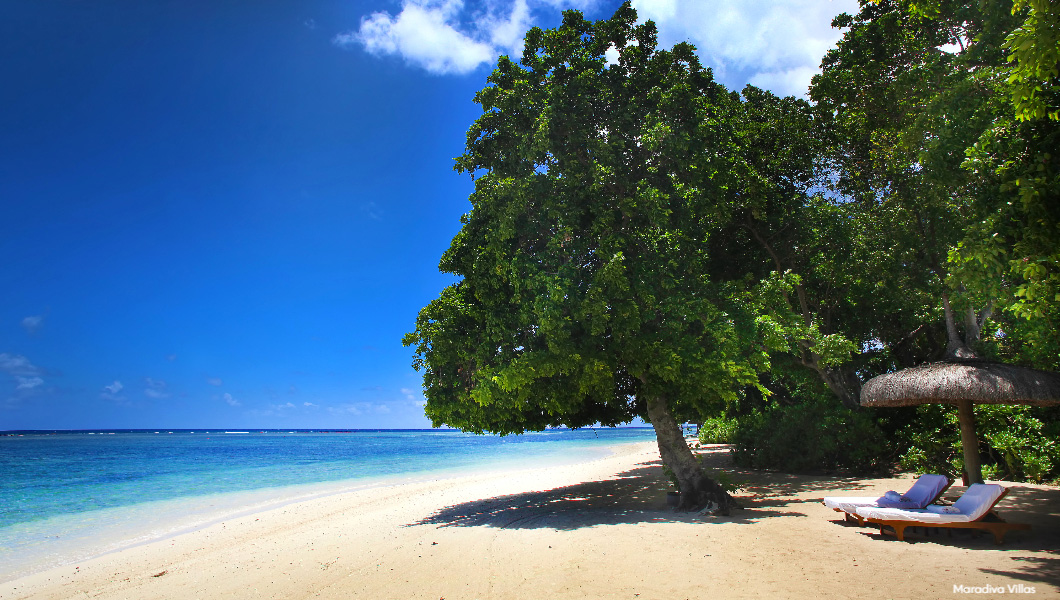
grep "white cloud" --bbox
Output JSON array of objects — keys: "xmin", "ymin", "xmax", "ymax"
[
  {"xmin": 635, "ymin": 0, "xmax": 676, "ymax": 20},
  {"xmin": 144, "ymin": 377, "xmax": 169, "ymax": 399},
  {"xmin": 330, "ymin": 403, "xmax": 363, "ymax": 416},
  {"xmin": 338, "ymin": 0, "xmax": 532, "ymax": 75},
  {"xmin": 631, "ymin": 0, "xmax": 860, "ymax": 96},
  {"xmin": 1, "ymin": 354, "xmax": 52, "ymax": 400},
  {"xmin": 206, "ymin": 377, "xmax": 223, "ymax": 386},
  {"xmin": 346, "ymin": 0, "xmax": 857, "ymax": 95},
  {"xmin": 482, "ymin": 0, "xmax": 531, "ymax": 57},
  {"xmin": 247, "ymin": 401, "xmax": 313, "ymax": 418},
  {"xmin": 100, "ymin": 380, "xmax": 125, "ymax": 402},
  {"xmin": 605, "ymin": 36, "xmax": 638, "ymax": 66},
  {"xmin": 304, "ymin": 401, "xmax": 318, "ymax": 408},
  {"xmin": 328, "ymin": 402, "xmax": 392, "ymax": 416},
  {"xmin": 536, "ymin": 0, "xmax": 600, "ymax": 8},
  {"xmin": 21, "ymin": 315, "xmax": 44, "ymax": 334},
  {"xmin": 0, "ymin": 353, "xmax": 44, "ymax": 377},
  {"xmin": 223, "ymin": 392, "xmax": 241, "ymax": 407},
  {"xmin": 401, "ymin": 387, "xmax": 427, "ymax": 407},
  {"xmin": 361, "ymin": 201, "xmax": 383, "ymax": 221},
  {"xmin": 16, "ymin": 376, "xmax": 43, "ymax": 390},
  {"xmin": 749, "ymin": 66, "xmax": 821, "ymax": 97}
]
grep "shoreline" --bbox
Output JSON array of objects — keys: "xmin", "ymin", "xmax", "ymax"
[
  {"xmin": 3, "ymin": 441, "xmax": 1058, "ymax": 599},
  {"xmin": 0, "ymin": 439, "xmax": 644, "ymax": 585}
]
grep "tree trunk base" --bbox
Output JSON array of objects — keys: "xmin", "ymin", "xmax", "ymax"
[
  {"xmin": 677, "ymin": 474, "xmax": 741, "ymax": 515},
  {"xmin": 644, "ymin": 393, "xmax": 740, "ymax": 515}
]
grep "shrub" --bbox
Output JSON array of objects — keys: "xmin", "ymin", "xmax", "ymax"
[
  {"xmin": 897, "ymin": 404, "xmax": 1060, "ymax": 483},
  {"xmin": 731, "ymin": 398, "xmax": 891, "ymax": 474},
  {"xmin": 698, "ymin": 416, "xmax": 738, "ymax": 444}
]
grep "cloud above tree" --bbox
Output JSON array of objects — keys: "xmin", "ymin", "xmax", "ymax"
[
  {"xmin": 337, "ymin": 0, "xmax": 530, "ymax": 75},
  {"xmin": 632, "ymin": 0, "xmax": 858, "ymax": 96},
  {"xmin": 342, "ymin": 0, "xmax": 859, "ymax": 96}
]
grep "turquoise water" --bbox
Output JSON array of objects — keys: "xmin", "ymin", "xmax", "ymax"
[{"xmin": 0, "ymin": 428, "xmax": 656, "ymax": 580}]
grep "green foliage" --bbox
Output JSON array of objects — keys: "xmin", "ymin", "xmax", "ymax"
[
  {"xmin": 811, "ymin": 0, "xmax": 1060, "ymax": 374},
  {"xmin": 706, "ymin": 468, "xmax": 742, "ymax": 493},
  {"xmin": 893, "ymin": 404, "xmax": 961, "ymax": 477},
  {"xmin": 730, "ymin": 397, "xmax": 892, "ymax": 474},
  {"xmin": 900, "ymin": 0, "xmax": 1058, "ymax": 121},
  {"xmin": 811, "ymin": 1, "xmax": 998, "ymax": 356},
  {"xmin": 404, "ymin": 3, "xmax": 771, "ymax": 438},
  {"xmin": 961, "ymin": 115, "xmax": 1060, "ymax": 370},
  {"xmin": 403, "ymin": 0, "xmax": 1060, "ymax": 491},
  {"xmin": 698, "ymin": 416, "xmax": 738, "ymax": 444},
  {"xmin": 896, "ymin": 404, "xmax": 1060, "ymax": 483},
  {"xmin": 1004, "ymin": 0, "xmax": 1060, "ymax": 122},
  {"xmin": 661, "ymin": 464, "xmax": 680, "ymax": 491}
]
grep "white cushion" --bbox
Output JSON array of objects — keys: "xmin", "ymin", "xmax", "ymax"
[
  {"xmin": 822, "ymin": 474, "xmax": 951, "ymax": 513},
  {"xmin": 855, "ymin": 484, "xmax": 1005, "ymax": 524}
]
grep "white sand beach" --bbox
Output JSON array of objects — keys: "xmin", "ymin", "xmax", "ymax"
[{"xmin": 2, "ymin": 442, "xmax": 1057, "ymax": 600}]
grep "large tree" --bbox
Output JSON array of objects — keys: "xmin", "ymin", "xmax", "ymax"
[
  {"xmin": 810, "ymin": 0, "xmax": 1059, "ymax": 371},
  {"xmin": 404, "ymin": 4, "xmax": 769, "ymax": 513},
  {"xmin": 810, "ymin": 1, "xmax": 1006, "ymax": 364},
  {"xmin": 706, "ymin": 86, "xmax": 930, "ymax": 409}
]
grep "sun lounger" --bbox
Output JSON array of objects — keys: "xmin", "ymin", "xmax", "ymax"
[
  {"xmin": 822, "ymin": 474, "xmax": 951, "ymax": 525},
  {"xmin": 854, "ymin": 483, "xmax": 1030, "ymax": 544}
]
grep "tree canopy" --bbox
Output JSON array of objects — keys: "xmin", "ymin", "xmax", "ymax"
[
  {"xmin": 404, "ymin": 4, "xmax": 782, "ymax": 511},
  {"xmin": 405, "ymin": 0, "xmax": 1060, "ymax": 497},
  {"xmin": 810, "ymin": 0, "xmax": 1059, "ymax": 371}
]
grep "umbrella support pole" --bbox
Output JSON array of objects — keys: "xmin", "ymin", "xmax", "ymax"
[{"xmin": 957, "ymin": 399, "xmax": 984, "ymax": 485}]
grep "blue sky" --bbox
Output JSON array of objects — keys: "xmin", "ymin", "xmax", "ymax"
[{"xmin": 1, "ymin": 0, "xmax": 858, "ymax": 430}]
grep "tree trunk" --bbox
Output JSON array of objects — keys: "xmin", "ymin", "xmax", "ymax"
[
  {"xmin": 807, "ymin": 361, "xmax": 862, "ymax": 410},
  {"xmin": 744, "ymin": 219, "xmax": 864, "ymax": 410},
  {"xmin": 941, "ymin": 292, "xmax": 981, "ymax": 359},
  {"xmin": 942, "ymin": 292, "xmax": 964, "ymax": 356},
  {"xmin": 644, "ymin": 395, "xmax": 739, "ymax": 514}
]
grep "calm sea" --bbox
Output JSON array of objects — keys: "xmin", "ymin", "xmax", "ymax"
[{"xmin": 0, "ymin": 427, "xmax": 656, "ymax": 581}]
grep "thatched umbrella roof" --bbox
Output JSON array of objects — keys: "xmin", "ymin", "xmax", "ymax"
[
  {"xmin": 861, "ymin": 359, "xmax": 1060, "ymax": 485},
  {"xmin": 861, "ymin": 360, "xmax": 1060, "ymax": 408}
]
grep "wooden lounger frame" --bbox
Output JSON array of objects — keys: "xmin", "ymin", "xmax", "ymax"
[
  {"xmin": 863, "ymin": 489, "xmax": 1031, "ymax": 545},
  {"xmin": 834, "ymin": 507, "xmax": 868, "ymax": 526}
]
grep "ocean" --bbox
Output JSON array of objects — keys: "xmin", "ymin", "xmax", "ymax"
[{"xmin": 0, "ymin": 427, "xmax": 657, "ymax": 581}]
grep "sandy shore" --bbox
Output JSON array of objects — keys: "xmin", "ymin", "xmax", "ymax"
[{"xmin": 2, "ymin": 441, "xmax": 1057, "ymax": 599}]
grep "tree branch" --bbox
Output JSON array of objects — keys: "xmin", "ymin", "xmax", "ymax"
[{"xmin": 744, "ymin": 216, "xmax": 813, "ymax": 326}]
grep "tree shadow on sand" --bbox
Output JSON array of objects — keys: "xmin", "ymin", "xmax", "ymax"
[
  {"xmin": 699, "ymin": 447, "xmax": 878, "ymax": 499},
  {"xmin": 979, "ymin": 552, "xmax": 1060, "ymax": 592},
  {"xmin": 409, "ymin": 450, "xmax": 822, "ymax": 531},
  {"xmin": 409, "ymin": 445, "xmax": 1060, "ymax": 547},
  {"xmin": 840, "ymin": 524, "xmax": 1059, "ymax": 593}
]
